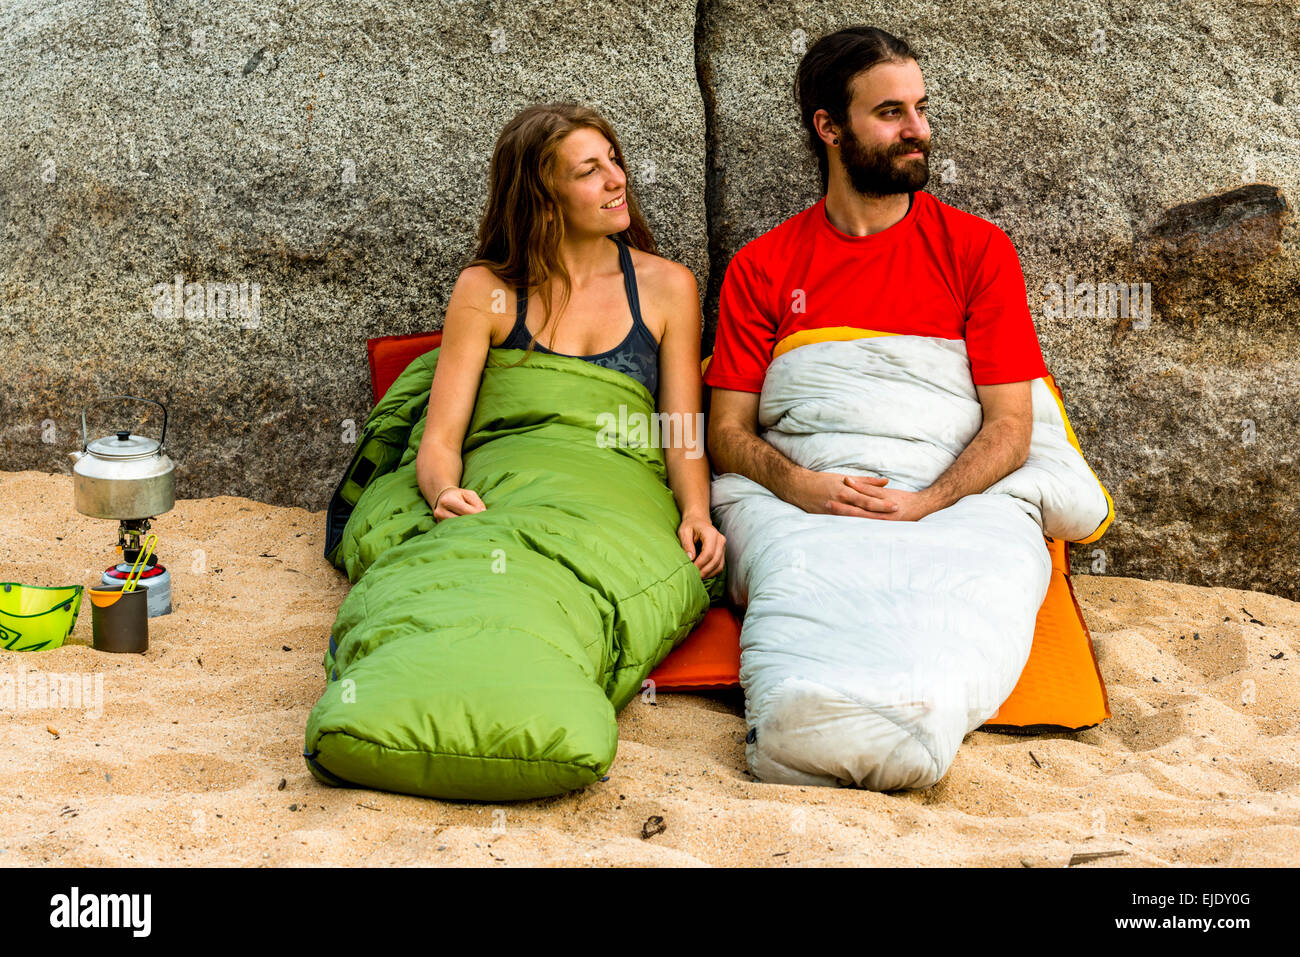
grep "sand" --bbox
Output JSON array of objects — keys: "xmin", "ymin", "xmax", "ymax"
[{"xmin": 1, "ymin": 468, "xmax": 1296, "ymax": 867}]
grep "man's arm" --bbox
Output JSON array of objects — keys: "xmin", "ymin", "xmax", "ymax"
[{"xmin": 708, "ymin": 387, "xmax": 897, "ymax": 516}]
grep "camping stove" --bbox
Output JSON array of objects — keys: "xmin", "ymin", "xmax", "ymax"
[
  {"xmin": 99, "ymin": 518, "xmax": 173, "ymax": 618},
  {"xmin": 69, "ymin": 395, "xmax": 177, "ymax": 619}
]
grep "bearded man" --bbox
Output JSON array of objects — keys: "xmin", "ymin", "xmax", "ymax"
[{"xmin": 703, "ymin": 25, "xmax": 1111, "ymax": 790}]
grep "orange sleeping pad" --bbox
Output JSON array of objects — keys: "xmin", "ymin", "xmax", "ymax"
[
  {"xmin": 366, "ymin": 333, "xmax": 1110, "ymax": 733},
  {"xmin": 647, "ymin": 539, "xmax": 1110, "ymax": 733}
]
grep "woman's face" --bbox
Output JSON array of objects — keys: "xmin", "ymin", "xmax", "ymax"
[{"xmin": 550, "ymin": 127, "xmax": 630, "ymax": 237}]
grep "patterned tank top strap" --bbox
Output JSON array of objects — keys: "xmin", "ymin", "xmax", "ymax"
[
  {"xmin": 500, "ymin": 283, "xmax": 531, "ymax": 349},
  {"xmin": 515, "ymin": 283, "xmax": 529, "ymax": 329},
  {"xmin": 613, "ymin": 238, "xmax": 649, "ymax": 338}
]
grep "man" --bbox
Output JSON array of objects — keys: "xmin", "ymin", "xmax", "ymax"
[
  {"xmin": 707, "ymin": 26, "xmax": 1046, "ymax": 522},
  {"xmin": 702, "ymin": 26, "xmax": 1106, "ymax": 791}
]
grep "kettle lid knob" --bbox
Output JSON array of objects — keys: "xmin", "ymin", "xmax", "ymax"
[{"xmin": 116, "ymin": 430, "xmax": 131, "ymax": 441}]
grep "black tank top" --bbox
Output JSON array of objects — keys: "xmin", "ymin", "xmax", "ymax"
[{"xmin": 498, "ymin": 236, "xmax": 659, "ymax": 395}]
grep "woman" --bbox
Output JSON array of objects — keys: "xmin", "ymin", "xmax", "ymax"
[{"xmin": 414, "ymin": 103, "xmax": 725, "ymax": 579}]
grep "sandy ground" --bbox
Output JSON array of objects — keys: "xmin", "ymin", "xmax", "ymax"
[{"xmin": 1, "ymin": 468, "xmax": 1297, "ymax": 867}]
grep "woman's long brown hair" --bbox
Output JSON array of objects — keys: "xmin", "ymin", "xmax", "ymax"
[{"xmin": 467, "ymin": 103, "xmax": 657, "ymax": 361}]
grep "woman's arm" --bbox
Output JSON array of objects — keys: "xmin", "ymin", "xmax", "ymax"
[
  {"xmin": 656, "ymin": 262, "xmax": 725, "ymax": 578},
  {"xmin": 415, "ymin": 266, "xmax": 497, "ymax": 520}
]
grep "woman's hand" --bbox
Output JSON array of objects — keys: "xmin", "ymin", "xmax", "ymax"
[
  {"xmin": 678, "ymin": 513, "xmax": 725, "ymax": 579},
  {"xmin": 432, "ymin": 486, "xmax": 486, "ymax": 522}
]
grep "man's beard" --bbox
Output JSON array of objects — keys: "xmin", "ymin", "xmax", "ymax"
[{"xmin": 839, "ymin": 126, "xmax": 931, "ymax": 197}]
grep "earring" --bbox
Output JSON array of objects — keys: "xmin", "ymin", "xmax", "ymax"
[{"xmin": 833, "ymin": 138, "xmax": 839, "ymax": 145}]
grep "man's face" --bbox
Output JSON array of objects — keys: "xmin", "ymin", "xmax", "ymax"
[{"xmin": 836, "ymin": 59, "xmax": 931, "ymax": 197}]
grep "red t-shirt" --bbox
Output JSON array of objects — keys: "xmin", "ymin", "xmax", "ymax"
[{"xmin": 703, "ymin": 190, "xmax": 1049, "ymax": 392}]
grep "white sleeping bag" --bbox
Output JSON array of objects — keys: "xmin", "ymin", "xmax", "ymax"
[{"xmin": 711, "ymin": 336, "xmax": 1110, "ymax": 790}]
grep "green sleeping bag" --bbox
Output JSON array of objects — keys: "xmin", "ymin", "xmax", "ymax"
[{"xmin": 305, "ymin": 346, "xmax": 722, "ymax": 800}]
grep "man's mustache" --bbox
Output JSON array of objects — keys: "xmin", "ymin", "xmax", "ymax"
[{"xmin": 893, "ymin": 142, "xmax": 931, "ymax": 158}]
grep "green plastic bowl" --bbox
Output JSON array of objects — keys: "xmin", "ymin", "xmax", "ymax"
[{"xmin": 0, "ymin": 583, "xmax": 84, "ymax": 652}]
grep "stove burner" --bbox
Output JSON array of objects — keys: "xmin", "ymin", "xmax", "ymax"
[{"xmin": 117, "ymin": 518, "xmax": 156, "ymax": 565}]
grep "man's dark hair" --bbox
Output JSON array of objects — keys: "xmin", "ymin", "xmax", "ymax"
[{"xmin": 795, "ymin": 26, "xmax": 919, "ymax": 193}]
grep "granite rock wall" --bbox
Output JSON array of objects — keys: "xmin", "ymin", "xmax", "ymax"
[{"xmin": 2, "ymin": 1, "xmax": 1296, "ymax": 598}]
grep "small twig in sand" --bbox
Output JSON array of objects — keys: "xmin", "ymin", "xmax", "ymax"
[
  {"xmin": 1029, "ymin": 751, "xmax": 1042, "ymax": 768},
  {"xmin": 1068, "ymin": 850, "xmax": 1128, "ymax": 866}
]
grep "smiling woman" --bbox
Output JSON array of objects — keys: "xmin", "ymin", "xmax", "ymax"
[
  {"xmin": 472, "ymin": 115, "xmax": 651, "ymax": 368},
  {"xmin": 302, "ymin": 102, "xmax": 727, "ymax": 801},
  {"xmin": 415, "ymin": 102, "xmax": 723, "ymax": 581}
]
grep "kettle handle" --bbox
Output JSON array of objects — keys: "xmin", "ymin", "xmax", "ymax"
[{"xmin": 80, "ymin": 396, "xmax": 168, "ymax": 452}]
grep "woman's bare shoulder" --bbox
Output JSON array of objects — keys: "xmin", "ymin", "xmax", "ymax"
[
  {"xmin": 626, "ymin": 248, "xmax": 700, "ymax": 339},
  {"xmin": 626, "ymin": 247, "xmax": 697, "ymax": 285},
  {"xmin": 452, "ymin": 264, "xmax": 510, "ymax": 299},
  {"xmin": 448, "ymin": 265, "xmax": 515, "ymax": 342}
]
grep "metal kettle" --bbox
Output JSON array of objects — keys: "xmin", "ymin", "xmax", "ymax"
[{"xmin": 69, "ymin": 396, "xmax": 175, "ymax": 520}]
